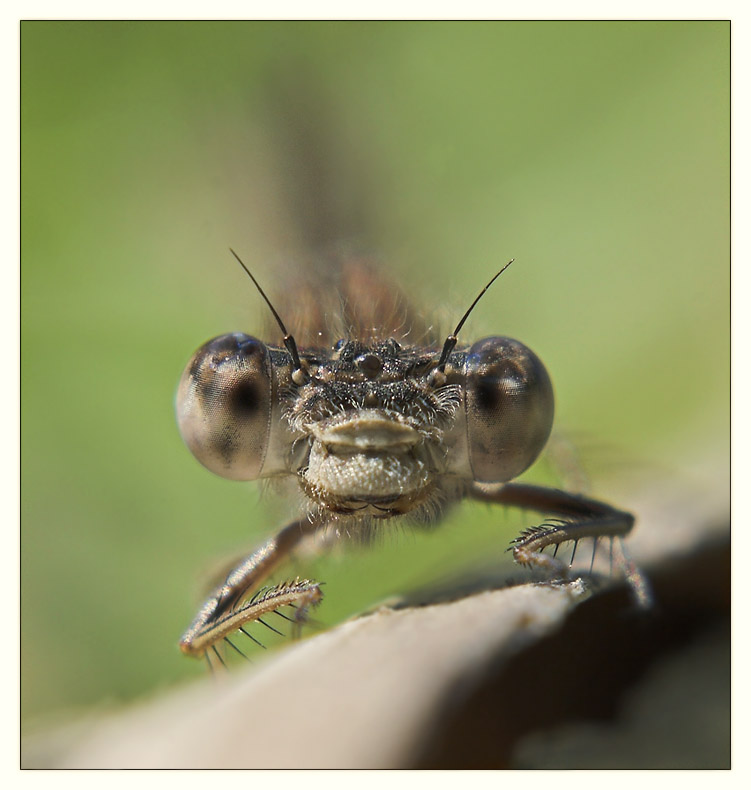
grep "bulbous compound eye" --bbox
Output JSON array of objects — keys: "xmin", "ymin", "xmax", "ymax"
[
  {"xmin": 176, "ymin": 333, "xmax": 273, "ymax": 481},
  {"xmin": 464, "ymin": 336, "xmax": 554, "ymax": 483}
]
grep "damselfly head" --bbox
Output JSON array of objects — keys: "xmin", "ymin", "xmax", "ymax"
[{"xmin": 176, "ymin": 253, "xmax": 554, "ymax": 523}]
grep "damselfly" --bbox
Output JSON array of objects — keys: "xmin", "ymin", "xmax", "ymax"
[{"xmin": 176, "ymin": 248, "xmax": 648, "ymax": 666}]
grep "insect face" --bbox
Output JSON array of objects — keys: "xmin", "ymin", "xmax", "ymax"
[{"xmin": 177, "ymin": 331, "xmax": 554, "ymax": 521}]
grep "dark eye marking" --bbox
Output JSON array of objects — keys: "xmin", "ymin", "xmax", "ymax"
[
  {"xmin": 214, "ymin": 424, "xmax": 239, "ymax": 464},
  {"xmin": 230, "ymin": 380, "xmax": 260, "ymax": 416},
  {"xmin": 199, "ymin": 373, "xmax": 225, "ymax": 404},
  {"xmin": 238, "ymin": 339, "xmax": 265, "ymax": 360},
  {"xmin": 475, "ymin": 376, "xmax": 501, "ymax": 410}
]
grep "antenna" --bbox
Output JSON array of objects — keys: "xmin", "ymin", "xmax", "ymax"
[
  {"xmin": 435, "ymin": 258, "xmax": 515, "ymax": 371},
  {"xmin": 229, "ymin": 248, "xmax": 306, "ymax": 381}
]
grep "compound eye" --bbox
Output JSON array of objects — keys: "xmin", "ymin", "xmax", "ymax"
[
  {"xmin": 464, "ymin": 336, "xmax": 554, "ymax": 483},
  {"xmin": 176, "ymin": 333, "xmax": 273, "ymax": 480}
]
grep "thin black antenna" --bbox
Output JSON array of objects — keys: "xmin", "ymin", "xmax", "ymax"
[
  {"xmin": 436, "ymin": 258, "xmax": 515, "ymax": 371},
  {"xmin": 229, "ymin": 248, "xmax": 305, "ymax": 378}
]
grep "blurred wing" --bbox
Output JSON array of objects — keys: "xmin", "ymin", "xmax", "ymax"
[{"xmin": 246, "ymin": 64, "xmax": 434, "ymax": 347}]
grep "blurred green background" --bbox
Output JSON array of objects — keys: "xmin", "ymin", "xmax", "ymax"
[{"xmin": 21, "ymin": 21, "xmax": 728, "ymax": 727}]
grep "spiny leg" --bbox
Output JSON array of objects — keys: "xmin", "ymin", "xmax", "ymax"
[
  {"xmin": 179, "ymin": 515, "xmax": 326, "ymax": 658},
  {"xmin": 210, "ymin": 644, "xmax": 227, "ymax": 669},
  {"xmin": 257, "ymin": 617, "xmax": 283, "ymax": 636},
  {"xmin": 469, "ymin": 482, "xmax": 650, "ymax": 607},
  {"xmin": 224, "ymin": 636, "xmax": 250, "ymax": 662},
  {"xmin": 239, "ymin": 625, "xmax": 266, "ymax": 649}
]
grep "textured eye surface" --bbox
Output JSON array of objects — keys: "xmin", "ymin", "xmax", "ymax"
[
  {"xmin": 464, "ymin": 336, "xmax": 554, "ymax": 483},
  {"xmin": 176, "ymin": 333, "xmax": 273, "ymax": 480}
]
